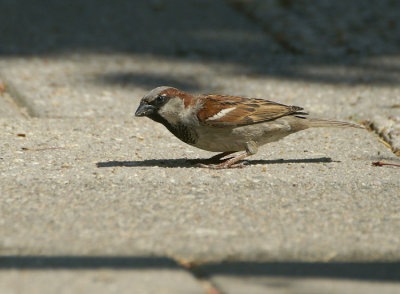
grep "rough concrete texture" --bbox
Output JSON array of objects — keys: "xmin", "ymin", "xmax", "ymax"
[
  {"xmin": 0, "ymin": 117, "xmax": 399, "ymax": 262},
  {"xmin": 1, "ymin": 0, "xmax": 399, "ymax": 293}
]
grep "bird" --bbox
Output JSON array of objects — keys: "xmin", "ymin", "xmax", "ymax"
[{"xmin": 135, "ymin": 86, "xmax": 363, "ymax": 169}]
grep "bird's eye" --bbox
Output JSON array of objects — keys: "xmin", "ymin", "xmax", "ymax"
[{"xmin": 156, "ymin": 95, "xmax": 164, "ymax": 102}]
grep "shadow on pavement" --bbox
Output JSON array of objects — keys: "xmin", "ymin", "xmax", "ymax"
[
  {"xmin": 0, "ymin": 256, "xmax": 179, "ymax": 270},
  {"xmin": 194, "ymin": 261, "xmax": 400, "ymax": 282},
  {"xmin": 1, "ymin": 256, "xmax": 399, "ymax": 282},
  {"xmin": 1, "ymin": 0, "xmax": 399, "ymax": 87},
  {"xmin": 96, "ymin": 72, "xmax": 203, "ymax": 92},
  {"xmin": 96, "ymin": 157, "xmax": 334, "ymax": 168}
]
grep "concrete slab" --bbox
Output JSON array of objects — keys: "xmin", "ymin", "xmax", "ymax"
[
  {"xmin": 1, "ymin": 118, "xmax": 399, "ymax": 262},
  {"xmin": 2, "ymin": 53, "xmax": 400, "ymax": 122}
]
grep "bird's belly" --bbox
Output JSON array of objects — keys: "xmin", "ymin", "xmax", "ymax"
[
  {"xmin": 192, "ymin": 121, "xmax": 294, "ymax": 152},
  {"xmin": 192, "ymin": 128, "xmax": 245, "ymax": 152}
]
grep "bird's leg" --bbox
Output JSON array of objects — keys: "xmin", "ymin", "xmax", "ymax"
[
  {"xmin": 188, "ymin": 151, "xmax": 236, "ymax": 165},
  {"xmin": 199, "ymin": 141, "xmax": 258, "ymax": 169},
  {"xmin": 205, "ymin": 152, "xmax": 249, "ymax": 169}
]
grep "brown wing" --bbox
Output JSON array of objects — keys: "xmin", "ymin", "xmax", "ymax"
[{"xmin": 197, "ymin": 94, "xmax": 307, "ymax": 127}]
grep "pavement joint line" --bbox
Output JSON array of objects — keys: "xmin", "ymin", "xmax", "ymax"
[
  {"xmin": 0, "ymin": 74, "xmax": 41, "ymax": 118},
  {"xmin": 188, "ymin": 269, "xmax": 223, "ymax": 294},
  {"xmin": 226, "ymin": 0, "xmax": 301, "ymax": 54},
  {"xmin": 0, "ymin": 90, "xmax": 28, "ymax": 118},
  {"xmin": 175, "ymin": 260, "xmax": 224, "ymax": 294}
]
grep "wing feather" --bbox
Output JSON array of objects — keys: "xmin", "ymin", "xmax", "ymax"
[{"xmin": 197, "ymin": 94, "xmax": 307, "ymax": 127}]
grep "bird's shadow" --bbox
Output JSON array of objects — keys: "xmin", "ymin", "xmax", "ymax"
[{"xmin": 96, "ymin": 157, "xmax": 336, "ymax": 168}]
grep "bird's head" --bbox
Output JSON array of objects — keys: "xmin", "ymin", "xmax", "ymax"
[{"xmin": 135, "ymin": 86, "xmax": 194, "ymax": 125}]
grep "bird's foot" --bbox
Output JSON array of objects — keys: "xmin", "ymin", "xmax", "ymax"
[
  {"xmin": 196, "ymin": 162, "xmax": 246, "ymax": 169},
  {"xmin": 187, "ymin": 151, "xmax": 236, "ymax": 165},
  {"xmin": 196, "ymin": 153, "xmax": 249, "ymax": 169}
]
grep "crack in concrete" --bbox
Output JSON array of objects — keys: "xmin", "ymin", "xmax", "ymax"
[
  {"xmin": 365, "ymin": 116, "xmax": 400, "ymax": 157},
  {"xmin": 0, "ymin": 75, "xmax": 40, "ymax": 117},
  {"xmin": 226, "ymin": 0, "xmax": 303, "ymax": 55}
]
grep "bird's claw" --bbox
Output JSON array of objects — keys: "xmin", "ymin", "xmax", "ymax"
[{"xmin": 196, "ymin": 162, "xmax": 246, "ymax": 169}]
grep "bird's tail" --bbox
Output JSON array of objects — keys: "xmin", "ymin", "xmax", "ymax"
[{"xmin": 304, "ymin": 118, "xmax": 364, "ymax": 129}]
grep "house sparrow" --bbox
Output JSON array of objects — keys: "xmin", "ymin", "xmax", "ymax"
[{"xmin": 135, "ymin": 86, "xmax": 363, "ymax": 169}]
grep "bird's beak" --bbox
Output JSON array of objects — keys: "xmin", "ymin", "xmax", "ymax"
[{"xmin": 135, "ymin": 104, "xmax": 156, "ymax": 117}]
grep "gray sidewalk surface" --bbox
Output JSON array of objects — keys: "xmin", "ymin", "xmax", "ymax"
[{"xmin": 1, "ymin": 0, "xmax": 399, "ymax": 293}]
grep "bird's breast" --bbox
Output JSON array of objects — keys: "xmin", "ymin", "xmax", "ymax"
[{"xmin": 164, "ymin": 121, "xmax": 198, "ymax": 145}]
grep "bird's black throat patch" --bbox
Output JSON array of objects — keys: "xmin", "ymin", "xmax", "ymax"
[{"xmin": 148, "ymin": 112, "xmax": 198, "ymax": 145}]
